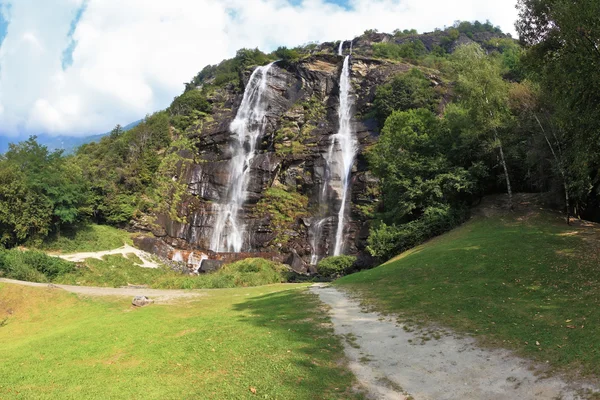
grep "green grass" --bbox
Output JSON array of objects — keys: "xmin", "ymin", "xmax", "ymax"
[
  {"xmin": 54, "ymin": 257, "xmax": 291, "ymax": 289},
  {"xmin": 0, "ymin": 283, "xmax": 360, "ymax": 399},
  {"xmin": 33, "ymin": 224, "xmax": 132, "ymax": 253},
  {"xmin": 53, "ymin": 254, "xmax": 170, "ymax": 287},
  {"xmin": 336, "ymin": 212, "xmax": 600, "ymax": 377}
]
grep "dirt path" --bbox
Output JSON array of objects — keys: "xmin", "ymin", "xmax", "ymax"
[
  {"xmin": 311, "ymin": 284, "xmax": 594, "ymax": 400},
  {"xmin": 0, "ymin": 278, "xmax": 203, "ymax": 303},
  {"xmin": 55, "ymin": 244, "xmax": 162, "ymax": 269}
]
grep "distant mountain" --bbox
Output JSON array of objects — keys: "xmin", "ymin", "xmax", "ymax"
[{"xmin": 0, "ymin": 119, "xmax": 142, "ymax": 155}]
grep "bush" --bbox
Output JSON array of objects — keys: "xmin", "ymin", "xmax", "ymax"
[
  {"xmin": 153, "ymin": 258, "xmax": 289, "ymax": 289},
  {"xmin": 316, "ymin": 256, "xmax": 357, "ymax": 278},
  {"xmin": 169, "ymin": 90, "xmax": 211, "ymax": 117},
  {"xmin": 367, "ymin": 206, "xmax": 469, "ymax": 261},
  {"xmin": 0, "ymin": 249, "xmax": 76, "ymax": 282}
]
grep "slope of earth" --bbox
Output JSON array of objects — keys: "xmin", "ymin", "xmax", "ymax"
[
  {"xmin": 335, "ymin": 205, "xmax": 600, "ymax": 385},
  {"xmin": 0, "ymin": 283, "xmax": 361, "ymax": 399}
]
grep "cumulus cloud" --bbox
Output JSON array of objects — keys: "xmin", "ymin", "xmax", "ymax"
[{"xmin": 0, "ymin": 0, "xmax": 518, "ymax": 136}]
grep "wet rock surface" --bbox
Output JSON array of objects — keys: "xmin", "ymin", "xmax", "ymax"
[{"xmin": 138, "ymin": 54, "xmax": 406, "ymax": 267}]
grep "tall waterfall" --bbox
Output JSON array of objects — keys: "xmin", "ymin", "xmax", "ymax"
[
  {"xmin": 309, "ymin": 41, "xmax": 356, "ymax": 262},
  {"xmin": 330, "ymin": 54, "xmax": 356, "ymax": 256},
  {"xmin": 210, "ymin": 63, "xmax": 274, "ymax": 252}
]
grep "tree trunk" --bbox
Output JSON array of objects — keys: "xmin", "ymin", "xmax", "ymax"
[
  {"xmin": 493, "ymin": 129, "xmax": 513, "ymax": 210},
  {"xmin": 534, "ymin": 114, "xmax": 570, "ymax": 224}
]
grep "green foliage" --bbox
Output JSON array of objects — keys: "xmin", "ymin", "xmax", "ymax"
[
  {"xmin": 0, "ymin": 249, "xmax": 76, "ymax": 282},
  {"xmin": 372, "ymin": 40, "xmax": 426, "ymax": 60},
  {"xmin": 33, "ymin": 224, "xmax": 132, "ymax": 253},
  {"xmin": 486, "ymin": 38, "xmax": 524, "ymax": 79},
  {"xmin": 75, "ymin": 111, "xmax": 172, "ymax": 225},
  {"xmin": 367, "ymin": 205, "xmax": 468, "ymax": 260},
  {"xmin": 169, "ymin": 90, "xmax": 211, "ymax": 131},
  {"xmin": 393, "ymin": 29, "xmax": 418, "ymax": 37},
  {"xmin": 170, "ymin": 90, "xmax": 211, "ymax": 116},
  {"xmin": 253, "ymin": 187, "xmax": 308, "ymax": 247},
  {"xmin": 369, "ymin": 108, "xmax": 477, "ymax": 224},
  {"xmin": 316, "ymin": 255, "xmax": 357, "ymax": 278},
  {"xmin": 0, "ymin": 137, "xmax": 88, "ymax": 246},
  {"xmin": 273, "ymin": 46, "xmax": 301, "ymax": 62},
  {"xmin": 186, "ymin": 48, "xmax": 274, "ymax": 91},
  {"xmin": 517, "ymin": 0, "xmax": 600, "ymax": 216},
  {"xmin": 152, "ymin": 135, "xmax": 196, "ymax": 223},
  {"xmin": 373, "ymin": 68, "xmax": 438, "ymax": 125},
  {"xmin": 154, "ymin": 258, "xmax": 289, "ymax": 289}
]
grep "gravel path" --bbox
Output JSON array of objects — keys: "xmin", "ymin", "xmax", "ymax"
[
  {"xmin": 55, "ymin": 244, "xmax": 161, "ymax": 269},
  {"xmin": 311, "ymin": 283, "xmax": 594, "ymax": 400},
  {"xmin": 0, "ymin": 278, "xmax": 203, "ymax": 303}
]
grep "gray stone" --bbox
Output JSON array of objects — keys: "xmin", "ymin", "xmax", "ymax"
[
  {"xmin": 132, "ymin": 296, "xmax": 154, "ymax": 307},
  {"xmin": 199, "ymin": 259, "xmax": 224, "ymax": 273}
]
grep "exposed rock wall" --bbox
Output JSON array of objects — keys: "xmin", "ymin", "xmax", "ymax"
[{"xmin": 142, "ymin": 54, "xmax": 409, "ymax": 270}]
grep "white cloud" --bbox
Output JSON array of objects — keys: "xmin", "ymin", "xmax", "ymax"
[{"xmin": 0, "ymin": 0, "xmax": 519, "ymax": 136}]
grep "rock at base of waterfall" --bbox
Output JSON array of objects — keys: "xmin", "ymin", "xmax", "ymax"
[
  {"xmin": 286, "ymin": 249, "xmax": 309, "ymax": 274},
  {"xmin": 132, "ymin": 296, "xmax": 154, "ymax": 307},
  {"xmin": 133, "ymin": 235, "xmax": 174, "ymax": 259},
  {"xmin": 199, "ymin": 259, "xmax": 224, "ymax": 273}
]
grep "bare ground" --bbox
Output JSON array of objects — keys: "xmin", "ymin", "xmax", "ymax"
[
  {"xmin": 311, "ymin": 283, "xmax": 598, "ymax": 400},
  {"xmin": 0, "ymin": 278, "xmax": 204, "ymax": 303},
  {"xmin": 55, "ymin": 244, "xmax": 162, "ymax": 269}
]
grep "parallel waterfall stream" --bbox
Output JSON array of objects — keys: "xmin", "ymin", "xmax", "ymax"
[
  {"xmin": 309, "ymin": 41, "xmax": 357, "ymax": 263},
  {"xmin": 210, "ymin": 63, "xmax": 274, "ymax": 252}
]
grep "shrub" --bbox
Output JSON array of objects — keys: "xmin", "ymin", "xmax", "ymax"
[
  {"xmin": 273, "ymin": 46, "xmax": 300, "ymax": 62},
  {"xmin": 316, "ymin": 256, "xmax": 357, "ymax": 278},
  {"xmin": 253, "ymin": 187, "xmax": 308, "ymax": 247},
  {"xmin": 169, "ymin": 90, "xmax": 211, "ymax": 117},
  {"xmin": 367, "ymin": 206, "xmax": 469, "ymax": 261},
  {"xmin": 153, "ymin": 258, "xmax": 289, "ymax": 289},
  {"xmin": 0, "ymin": 249, "xmax": 76, "ymax": 282}
]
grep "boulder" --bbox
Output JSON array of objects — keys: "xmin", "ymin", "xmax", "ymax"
[
  {"xmin": 132, "ymin": 296, "xmax": 154, "ymax": 307},
  {"xmin": 199, "ymin": 259, "xmax": 224, "ymax": 273},
  {"xmin": 285, "ymin": 249, "xmax": 309, "ymax": 274}
]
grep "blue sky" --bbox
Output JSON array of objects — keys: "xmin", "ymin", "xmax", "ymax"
[{"xmin": 0, "ymin": 0, "xmax": 519, "ymax": 137}]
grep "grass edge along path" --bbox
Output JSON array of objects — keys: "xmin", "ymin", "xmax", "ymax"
[
  {"xmin": 336, "ymin": 212, "xmax": 600, "ymax": 380},
  {"xmin": 0, "ymin": 283, "xmax": 363, "ymax": 400}
]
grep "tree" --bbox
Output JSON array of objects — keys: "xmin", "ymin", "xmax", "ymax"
[
  {"xmin": 368, "ymin": 108, "xmax": 476, "ymax": 224},
  {"xmin": 0, "ymin": 137, "xmax": 88, "ymax": 245},
  {"xmin": 373, "ymin": 68, "xmax": 438, "ymax": 125},
  {"xmin": 517, "ymin": 0, "xmax": 600, "ymax": 218},
  {"xmin": 450, "ymin": 44, "xmax": 514, "ymax": 209}
]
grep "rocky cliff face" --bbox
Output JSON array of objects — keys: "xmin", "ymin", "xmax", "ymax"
[{"xmin": 136, "ymin": 53, "xmax": 411, "ymax": 272}]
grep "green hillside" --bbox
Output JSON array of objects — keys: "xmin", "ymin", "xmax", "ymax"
[{"xmin": 336, "ymin": 208, "xmax": 600, "ymax": 377}]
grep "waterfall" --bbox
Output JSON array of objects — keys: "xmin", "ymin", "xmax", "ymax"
[
  {"xmin": 309, "ymin": 218, "xmax": 327, "ymax": 265},
  {"xmin": 330, "ymin": 55, "xmax": 356, "ymax": 256},
  {"xmin": 309, "ymin": 43, "xmax": 356, "ymax": 263},
  {"xmin": 338, "ymin": 40, "xmax": 344, "ymax": 56},
  {"xmin": 210, "ymin": 63, "xmax": 274, "ymax": 252}
]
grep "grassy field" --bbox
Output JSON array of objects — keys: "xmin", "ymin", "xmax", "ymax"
[
  {"xmin": 33, "ymin": 224, "xmax": 133, "ymax": 253},
  {"xmin": 53, "ymin": 256, "xmax": 289, "ymax": 289},
  {"xmin": 0, "ymin": 283, "xmax": 360, "ymax": 399},
  {"xmin": 336, "ymin": 212, "xmax": 600, "ymax": 378}
]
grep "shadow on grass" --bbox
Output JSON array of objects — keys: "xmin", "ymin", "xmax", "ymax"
[{"xmin": 233, "ymin": 288, "xmax": 361, "ymax": 399}]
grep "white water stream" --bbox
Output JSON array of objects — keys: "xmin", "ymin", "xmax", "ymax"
[
  {"xmin": 309, "ymin": 41, "xmax": 356, "ymax": 262},
  {"xmin": 330, "ymin": 54, "xmax": 356, "ymax": 255},
  {"xmin": 210, "ymin": 63, "xmax": 274, "ymax": 252}
]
